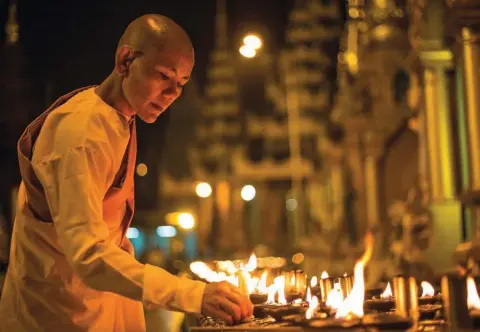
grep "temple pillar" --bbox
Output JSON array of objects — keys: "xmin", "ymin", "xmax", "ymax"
[
  {"xmin": 422, "ymin": 51, "xmax": 457, "ymax": 202},
  {"xmin": 363, "ymin": 132, "xmax": 382, "ymax": 229},
  {"xmin": 421, "ymin": 48, "xmax": 462, "ymax": 273},
  {"xmin": 457, "ymin": 28, "xmax": 480, "ymax": 237},
  {"xmin": 460, "ymin": 28, "xmax": 480, "ymax": 193},
  {"xmin": 215, "ymin": 180, "xmax": 231, "ymax": 251},
  {"xmin": 330, "ymin": 146, "xmax": 345, "ymax": 229},
  {"xmin": 446, "ymin": 1, "xmax": 480, "ymax": 271},
  {"xmin": 197, "ymin": 194, "xmax": 214, "ymax": 255},
  {"xmin": 344, "ymin": 126, "xmax": 367, "ymax": 236}
]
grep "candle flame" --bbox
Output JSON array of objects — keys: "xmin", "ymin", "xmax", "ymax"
[
  {"xmin": 190, "ymin": 261, "xmax": 239, "ymax": 286},
  {"xmin": 306, "ymin": 287, "xmax": 312, "ymax": 303},
  {"xmin": 467, "ymin": 276, "xmax": 480, "ymax": 310},
  {"xmin": 380, "ymin": 282, "xmax": 393, "ymax": 299},
  {"xmin": 257, "ymin": 271, "xmax": 268, "ymax": 294},
  {"xmin": 326, "ymin": 282, "xmax": 344, "ymax": 309},
  {"xmin": 321, "ymin": 271, "xmax": 329, "ymax": 279},
  {"xmin": 335, "ymin": 232, "xmax": 374, "ymax": 319},
  {"xmin": 266, "ymin": 284, "xmax": 276, "ymax": 304},
  {"xmin": 310, "ymin": 276, "xmax": 318, "ymax": 287},
  {"xmin": 305, "ymin": 296, "xmax": 319, "ymax": 319},
  {"xmin": 264, "ymin": 275, "xmax": 289, "ymax": 304},
  {"xmin": 420, "ymin": 281, "xmax": 435, "ymax": 297},
  {"xmin": 275, "ymin": 275, "xmax": 287, "ymax": 304},
  {"xmin": 190, "ymin": 261, "xmax": 216, "ymax": 280},
  {"xmin": 217, "ymin": 260, "xmax": 238, "ymax": 274},
  {"xmin": 244, "ymin": 253, "xmax": 257, "ymax": 272},
  {"xmin": 248, "ymin": 276, "xmax": 259, "ymax": 295},
  {"xmin": 238, "ymin": 270, "xmax": 250, "ymax": 295}
]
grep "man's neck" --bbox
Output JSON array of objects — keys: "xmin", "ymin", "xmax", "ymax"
[{"xmin": 95, "ymin": 74, "xmax": 135, "ymax": 117}]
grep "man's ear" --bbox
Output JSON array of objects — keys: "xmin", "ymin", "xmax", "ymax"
[{"xmin": 115, "ymin": 46, "xmax": 136, "ymax": 76}]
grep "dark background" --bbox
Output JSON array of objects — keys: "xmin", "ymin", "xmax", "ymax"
[{"xmin": 0, "ymin": 0, "xmax": 345, "ymax": 217}]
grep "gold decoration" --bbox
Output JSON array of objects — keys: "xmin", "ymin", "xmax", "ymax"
[{"xmin": 6, "ymin": 3, "xmax": 19, "ymax": 45}]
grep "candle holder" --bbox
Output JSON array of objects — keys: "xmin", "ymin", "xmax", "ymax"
[
  {"xmin": 295, "ymin": 270, "xmax": 307, "ymax": 295},
  {"xmin": 290, "ymin": 311, "xmax": 329, "ymax": 327},
  {"xmin": 282, "ymin": 270, "xmax": 296, "ymax": 294},
  {"xmin": 364, "ymin": 286, "xmax": 384, "ymax": 302},
  {"xmin": 310, "ymin": 285, "xmax": 321, "ymax": 297},
  {"xmin": 319, "ymin": 277, "xmax": 334, "ymax": 303},
  {"xmin": 362, "ymin": 312, "xmax": 413, "ymax": 329},
  {"xmin": 363, "ymin": 298, "xmax": 395, "ymax": 312},
  {"xmin": 286, "ymin": 292, "xmax": 302, "ymax": 302},
  {"xmin": 307, "ymin": 316, "xmax": 362, "ymax": 329},
  {"xmin": 250, "ymin": 293, "xmax": 268, "ymax": 305},
  {"xmin": 257, "ymin": 303, "xmax": 305, "ymax": 322},
  {"xmin": 338, "ymin": 276, "xmax": 353, "ymax": 297},
  {"xmin": 419, "ymin": 303, "xmax": 443, "ymax": 320},
  {"xmin": 470, "ymin": 309, "xmax": 480, "ymax": 328},
  {"xmin": 441, "ymin": 273, "xmax": 473, "ymax": 330},
  {"xmin": 393, "ymin": 275, "xmax": 419, "ymax": 323},
  {"xmin": 418, "ymin": 293, "xmax": 442, "ymax": 305}
]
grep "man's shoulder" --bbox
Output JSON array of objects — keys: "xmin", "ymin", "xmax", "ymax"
[
  {"xmin": 33, "ymin": 89, "xmax": 131, "ymax": 162},
  {"xmin": 51, "ymin": 89, "xmax": 128, "ymax": 139}
]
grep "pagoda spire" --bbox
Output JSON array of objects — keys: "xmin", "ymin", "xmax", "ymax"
[
  {"xmin": 5, "ymin": 0, "xmax": 19, "ymax": 45},
  {"xmin": 215, "ymin": 0, "xmax": 228, "ymax": 49}
]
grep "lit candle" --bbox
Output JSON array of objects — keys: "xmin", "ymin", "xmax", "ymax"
[
  {"xmin": 310, "ymin": 275, "xmax": 321, "ymax": 297},
  {"xmin": 320, "ymin": 277, "xmax": 334, "ymax": 303},
  {"xmin": 282, "ymin": 271, "xmax": 296, "ymax": 294},
  {"xmin": 238, "ymin": 270, "xmax": 249, "ymax": 296},
  {"xmin": 339, "ymin": 276, "xmax": 353, "ymax": 298},
  {"xmin": 295, "ymin": 270, "xmax": 307, "ymax": 295}
]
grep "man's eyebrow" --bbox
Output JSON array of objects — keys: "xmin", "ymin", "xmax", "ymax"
[{"xmin": 156, "ymin": 66, "xmax": 190, "ymax": 80}]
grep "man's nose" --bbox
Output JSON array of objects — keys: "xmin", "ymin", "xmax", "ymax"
[{"xmin": 162, "ymin": 82, "xmax": 181, "ymax": 99}]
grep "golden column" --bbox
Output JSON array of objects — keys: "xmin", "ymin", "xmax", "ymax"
[
  {"xmin": 344, "ymin": 120, "xmax": 367, "ymax": 235},
  {"xmin": 363, "ymin": 131, "xmax": 389, "ymax": 274},
  {"xmin": 423, "ymin": 69, "xmax": 442, "ymax": 201},
  {"xmin": 285, "ymin": 70, "xmax": 304, "ymax": 246},
  {"xmin": 231, "ymin": 182, "xmax": 248, "ymax": 249},
  {"xmin": 322, "ymin": 141, "xmax": 345, "ymax": 234},
  {"xmin": 197, "ymin": 193, "xmax": 214, "ymax": 254},
  {"xmin": 460, "ymin": 27, "xmax": 480, "ymax": 193},
  {"xmin": 421, "ymin": 50, "xmax": 462, "ymax": 272},
  {"xmin": 330, "ymin": 146, "xmax": 345, "ymax": 227},
  {"xmin": 215, "ymin": 180, "xmax": 232, "ymax": 250},
  {"xmin": 422, "ymin": 49, "xmax": 456, "ymax": 202},
  {"xmin": 447, "ymin": 0, "xmax": 480, "ymax": 235},
  {"xmin": 363, "ymin": 132, "xmax": 383, "ymax": 228}
]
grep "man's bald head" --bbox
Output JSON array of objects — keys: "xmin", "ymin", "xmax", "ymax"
[
  {"xmin": 117, "ymin": 14, "xmax": 193, "ymax": 60},
  {"xmin": 106, "ymin": 14, "xmax": 195, "ymax": 123}
]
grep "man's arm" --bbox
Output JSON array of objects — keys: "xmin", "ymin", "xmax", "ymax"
[{"xmin": 33, "ymin": 138, "xmax": 205, "ymax": 313}]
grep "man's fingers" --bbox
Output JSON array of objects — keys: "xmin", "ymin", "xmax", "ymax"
[
  {"xmin": 201, "ymin": 282, "xmax": 254, "ymax": 325},
  {"xmin": 230, "ymin": 286, "xmax": 253, "ymax": 317},
  {"xmin": 218, "ymin": 297, "xmax": 242, "ymax": 323},
  {"xmin": 209, "ymin": 307, "xmax": 233, "ymax": 325},
  {"xmin": 225, "ymin": 289, "xmax": 250, "ymax": 319}
]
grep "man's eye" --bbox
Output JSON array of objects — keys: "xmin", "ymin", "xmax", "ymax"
[{"xmin": 159, "ymin": 72, "xmax": 169, "ymax": 80}]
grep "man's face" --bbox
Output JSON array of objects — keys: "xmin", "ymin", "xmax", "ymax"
[{"xmin": 120, "ymin": 46, "xmax": 194, "ymax": 123}]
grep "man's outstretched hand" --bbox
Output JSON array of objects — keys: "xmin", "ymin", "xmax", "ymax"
[{"xmin": 201, "ymin": 281, "xmax": 254, "ymax": 325}]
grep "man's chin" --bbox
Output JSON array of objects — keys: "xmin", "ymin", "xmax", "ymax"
[
  {"xmin": 138, "ymin": 111, "xmax": 162, "ymax": 123},
  {"xmin": 139, "ymin": 116, "xmax": 157, "ymax": 124}
]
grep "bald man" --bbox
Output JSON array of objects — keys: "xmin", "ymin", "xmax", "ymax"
[{"xmin": 0, "ymin": 15, "xmax": 252, "ymax": 331}]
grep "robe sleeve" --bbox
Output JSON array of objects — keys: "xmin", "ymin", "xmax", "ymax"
[{"xmin": 33, "ymin": 139, "xmax": 205, "ymax": 314}]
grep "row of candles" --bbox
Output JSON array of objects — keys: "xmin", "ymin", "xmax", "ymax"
[
  {"xmin": 189, "ymin": 251, "xmax": 438, "ymax": 307},
  {"xmin": 190, "ymin": 241, "xmax": 480, "ymax": 328}
]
